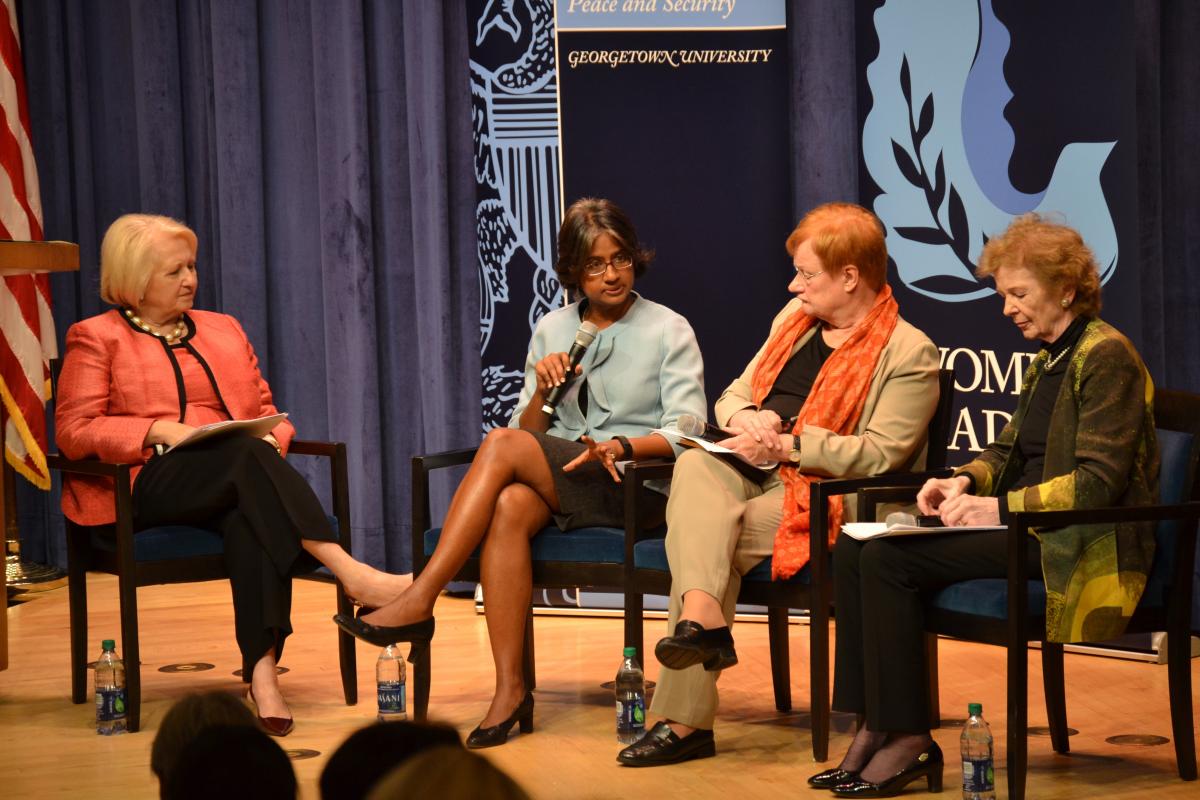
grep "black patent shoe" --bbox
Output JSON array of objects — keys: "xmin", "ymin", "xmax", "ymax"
[
  {"xmin": 616, "ymin": 721, "xmax": 716, "ymax": 767},
  {"xmin": 831, "ymin": 741, "xmax": 944, "ymax": 797},
  {"xmin": 654, "ymin": 620, "xmax": 737, "ymax": 671},
  {"xmin": 332, "ymin": 613, "xmax": 435, "ymax": 657},
  {"xmin": 808, "ymin": 767, "xmax": 861, "ymax": 790},
  {"xmin": 466, "ymin": 692, "xmax": 534, "ymax": 749}
]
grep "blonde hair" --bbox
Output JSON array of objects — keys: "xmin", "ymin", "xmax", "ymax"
[
  {"xmin": 785, "ymin": 202, "xmax": 888, "ymax": 291},
  {"xmin": 366, "ymin": 746, "xmax": 530, "ymax": 800},
  {"xmin": 100, "ymin": 213, "xmax": 197, "ymax": 308},
  {"xmin": 976, "ymin": 213, "xmax": 1102, "ymax": 317}
]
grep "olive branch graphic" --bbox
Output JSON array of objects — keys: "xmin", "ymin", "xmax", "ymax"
[{"xmin": 890, "ymin": 56, "xmax": 983, "ymax": 293}]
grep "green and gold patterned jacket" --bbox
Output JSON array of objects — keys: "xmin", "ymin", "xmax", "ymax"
[{"xmin": 955, "ymin": 319, "xmax": 1159, "ymax": 643}]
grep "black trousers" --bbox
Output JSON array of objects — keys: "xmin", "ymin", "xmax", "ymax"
[
  {"xmin": 831, "ymin": 529, "xmax": 1042, "ymax": 732},
  {"xmin": 133, "ymin": 435, "xmax": 338, "ymax": 678}
]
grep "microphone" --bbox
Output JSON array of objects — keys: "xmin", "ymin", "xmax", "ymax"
[
  {"xmin": 540, "ymin": 321, "xmax": 599, "ymax": 415},
  {"xmin": 675, "ymin": 413, "xmax": 734, "ymax": 443}
]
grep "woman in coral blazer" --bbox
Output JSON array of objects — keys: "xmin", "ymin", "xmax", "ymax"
[{"xmin": 56, "ymin": 213, "xmax": 405, "ymax": 736}]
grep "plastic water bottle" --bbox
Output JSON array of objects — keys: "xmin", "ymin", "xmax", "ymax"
[
  {"xmin": 615, "ymin": 646, "xmax": 645, "ymax": 743},
  {"xmin": 95, "ymin": 639, "xmax": 127, "ymax": 735},
  {"xmin": 376, "ymin": 644, "xmax": 407, "ymax": 721},
  {"xmin": 961, "ymin": 702, "xmax": 995, "ymax": 799}
]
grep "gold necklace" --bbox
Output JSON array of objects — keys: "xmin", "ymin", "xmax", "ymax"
[{"xmin": 125, "ymin": 308, "xmax": 186, "ymax": 343}]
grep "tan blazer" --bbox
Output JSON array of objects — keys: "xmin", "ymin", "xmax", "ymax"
[{"xmin": 714, "ymin": 297, "xmax": 940, "ymax": 480}]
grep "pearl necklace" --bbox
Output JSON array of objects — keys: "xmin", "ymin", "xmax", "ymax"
[
  {"xmin": 125, "ymin": 308, "xmax": 186, "ymax": 343},
  {"xmin": 1044, "ymin": 346, "xmax": 1071, "ymax": 371}
]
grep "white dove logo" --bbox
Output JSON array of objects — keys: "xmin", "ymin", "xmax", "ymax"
[{"xmin": 863, "ymin": 0, "xmax": 1118, "ymax": 302}]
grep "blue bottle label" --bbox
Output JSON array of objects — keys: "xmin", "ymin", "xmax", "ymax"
[
  {"xmin": 962, "ymin": 757, "xmax": 994, "ymax": 792},
  {"xmin": 96, "ymin": 688, "xmax": 127, "ymax": 722},
  {"xmin": 616, "ymin": 695, "xmax": 645, "ymax": 729},
  {"xmin": 377, "ymin": 681, "xmax": 406, "ymax": 715}
]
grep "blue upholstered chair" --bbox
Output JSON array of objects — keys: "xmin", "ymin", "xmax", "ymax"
[
  {"xmin": 628, "ymin": 368, "xmax": 957, "ymax": 761},
  {"xmin": 410, "ymin": 448, "xmax": 672, "ymax": 722},
  {"xmin": 859, "ymin": 387, "xmax": 1200, "ymax": 800},
  {"xmin": 49, "ymin": 440, "xmax": 357, "ymax": 732}
]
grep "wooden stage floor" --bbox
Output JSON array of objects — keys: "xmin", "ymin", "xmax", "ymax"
[{"xmin": 1, "ymin": 574, "xmax": 1196, "ymax": 799}]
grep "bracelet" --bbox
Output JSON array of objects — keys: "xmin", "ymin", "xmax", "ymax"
[{"xmin": 613, "ymin": 435, "xmax": 633, "ymax": 460}]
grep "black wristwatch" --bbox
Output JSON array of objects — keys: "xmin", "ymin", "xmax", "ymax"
[{"xmin": 613, "ymin": 435, "xmax": 633, "ymax": 460}]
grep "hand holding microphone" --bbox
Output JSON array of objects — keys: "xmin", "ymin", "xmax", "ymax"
[{"xmin": 540, "ymin": 321, "xmax": 599, "ymax": 415}]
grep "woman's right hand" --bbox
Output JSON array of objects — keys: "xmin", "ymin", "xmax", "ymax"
[
  {"xmin": 145, "ymin": 420, "xmax": 197, "ymax": 448},
  {"xmin": 727, "ymin": 408, "xmax": 785, "ymax": 451},
  {"xmin": 916, "ymin": 475, "xmax": 972, "ymax": 515},
  {"xmin": 533, "ymin": 352, "xmax": 581, "ymax": 395}
]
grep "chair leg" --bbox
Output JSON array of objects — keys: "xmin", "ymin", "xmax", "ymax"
[
  {"xmin": 1167, "ymin": 628, "xmax": 1198, "ymax": 780},
  {"xmin": 1041, "ymin": 643, "xmax": 1069, "ymax": 754},
  {"xmin": 625, "ymin": 591, "xmax": 645, "ymax": 665},
  {"xmin": 810, "ymin": 600, "xmax": 831, "ymax": 762},
  {"xmin": 117, "ymin": 573, "xmax": 141, "ymax": 733},
  {"xmin": 924, "ymin": 633, "xmax": 940, "ymax": 729},
  {"xmin": 67, "ymin": 533, "xmax": 89, "ymax": 705},
  {"xmin": 522, "ymin": 607, "xmax": 536, "ymax": 693},
  {"xmin": 335, "ymin": 582, "xmax": 357, "ymax": 705},
  {"xmin": 411, "ymin": 642, "xmax": 431, "ymax": 722},
  {"xmin": 1007, "ymin": 642, "xmax": 1029, "ymax": 800},
  {"xmin": 767, "ymin": 607, "xmax": 791, "ymax": 712}
]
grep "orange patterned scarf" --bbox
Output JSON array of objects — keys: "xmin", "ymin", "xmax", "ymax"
[{"xmin": 751, "ymin": 285, "xmax": 900, "ymax": 579}]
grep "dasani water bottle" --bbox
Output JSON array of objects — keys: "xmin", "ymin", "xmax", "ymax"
[
  {"xmin": 960, "ymin": 702, "xmax": 995, "ymax": 799},
  {"xmin": 95, "ymin": 639, "xmax": 127, "ymax": 735},
  {"xmin": 376, "ymin": 644, "xmax": 407, "ymax": 721},
  {"xmin": 615, "ymin": 646, "xmax": 645, "ymax": 743}
]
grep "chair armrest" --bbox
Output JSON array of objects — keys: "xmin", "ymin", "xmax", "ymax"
[
  {"xmin": 623, "ymin": 457, "xmax": 676, "ymax": 485},
  {"xmin": 46, "ymin": 453, "xmax": 138, "ymax": 572},
  {"xmin": 285, "ymin": 440, "xmax": 352, "ymax": 552},
  {"xmin": 47, "ymin": 452, "xmax": 130, "ymax": 479},
  {"xmin": 413, "ymin": 447, "xmax": 480, "ymax": 474},
  {"xmin": 411, "ymin": 446, "xmax": 482, "ymax": 574},
  {"xmin": 288, "ymin": 439, "xmax": 339, "ymax": 457}
]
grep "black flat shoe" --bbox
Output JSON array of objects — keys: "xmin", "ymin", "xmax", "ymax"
[
  {"xmin": 616, "ymin": 721, "xmax": 715, "ymax": 767},
  {"xmin": 808, "ymin": 767, "xmax": 861, "ymax": 790},
  {"xmin": 654, "ymin": 621, "xmax": 737, "ymax": 671},
  {"xmin": 831, "ymin": 742, "xmax": 944, "ymax": 797},
  {"xmin": 466, "ymin": 692, "xmax": 534, "ymax": 749},
  {"xmin": 332, "ymin": 613, "xmax": 435, "ymax": 656}
]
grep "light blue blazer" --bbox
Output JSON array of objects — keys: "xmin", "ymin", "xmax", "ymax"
[{"xmin": 509, "ymin": 293, "xmax": 706, "ymax": 457}]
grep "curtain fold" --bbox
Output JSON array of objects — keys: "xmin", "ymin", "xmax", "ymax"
[{"xmin": 17, "ymin": 0, "xmax": 480, "ymax": 573}]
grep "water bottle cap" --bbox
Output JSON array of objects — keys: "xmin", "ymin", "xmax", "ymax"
[
  {"xmin": 622, "ymin": 646, "xmax": 637, "ymax": 658},
  {"xmin": 102, "ymin": 639, "xmax": 115, "ymax": 651},
  {"xmin": 968, "ymin": 702, "xmax": 982, "ymax": 716}
]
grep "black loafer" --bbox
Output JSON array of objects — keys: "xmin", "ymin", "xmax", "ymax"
[
  {"xmin": 655, "ymin": 621, "xmax": 737, "ymax": 671},
  {"xmin": 616, "ymin": 721, "xmax": 715, "ymax": 767},
  {"xmin": 808, "ymin": 767, "xmax": 860, "ymax": 790}
]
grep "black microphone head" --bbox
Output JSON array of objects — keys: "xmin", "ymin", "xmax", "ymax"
[
  {"xmin": 575, "ymin": 321, "xmax": 599, "ymax": 348},
  {"xmin": 676, "ymin": 413, "xmax": 704, "ymax": 437}
]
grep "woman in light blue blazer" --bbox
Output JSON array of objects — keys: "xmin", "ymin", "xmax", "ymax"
[{"xmin": 337, "ymin": 198, "xmax": 706, "ymax": 747}]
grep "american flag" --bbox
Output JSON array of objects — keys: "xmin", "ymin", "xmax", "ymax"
[{"xmin": 0, "ymin": 0, "xmax": 55, "ymax": 489}]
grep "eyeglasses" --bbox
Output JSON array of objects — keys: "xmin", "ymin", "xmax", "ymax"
[
  {"xmin": 583, "ymin": 252, "xmax": 634, "ymax": 277},
  {"xmin": 794, "ymin": 267, "xmax": 825, "ymax": 284}
]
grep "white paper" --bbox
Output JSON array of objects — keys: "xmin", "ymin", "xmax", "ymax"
[
  {"xmin": 164, "ymin": 413, "xmax": 288, "ymax": 454},
  {"xmin": 651, "ymin": 427, "xmax": 772, "ymax": 471},
  {"xmin": 841, "ymin": 521, "xmax": 1006, "ymax": 541}
]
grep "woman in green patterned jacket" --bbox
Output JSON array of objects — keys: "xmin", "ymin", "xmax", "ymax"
[{"xmin": 810, "ymin": 213, "xmax": 1158, "ymax": 797}]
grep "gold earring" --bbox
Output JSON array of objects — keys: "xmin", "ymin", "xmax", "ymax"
[{"xmin": 1061, "ymin": 298, "xmax": 1070, "ymax": 308}]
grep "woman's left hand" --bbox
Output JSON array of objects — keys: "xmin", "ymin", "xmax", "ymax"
[
  {"xmin": 938, "ymin": 494, "xmax": 1001, "ymax": 527},
  {"xmin": 563, "ymin": 435, "xmax": 623, "ymax": 483},
  {"xmin": 718, "ymin": 432, "xmax": 778, "ymax": 467}
]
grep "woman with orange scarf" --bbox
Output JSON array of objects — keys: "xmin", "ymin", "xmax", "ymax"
[{"xmin": 617, "ymin": 203, "xmax": 940, "ymax": 767}]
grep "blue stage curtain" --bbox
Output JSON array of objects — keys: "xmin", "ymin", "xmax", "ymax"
[
  {"xmin": 1134, "ymin": 0, "xmax": 1200, "ymax": 394},
  {"xmin": 16, "ymin": 0, "xmax": 480, "ymax": 574}
]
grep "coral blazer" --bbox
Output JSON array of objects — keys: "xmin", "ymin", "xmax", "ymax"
[{"xmin": 56, "ymin": 309, "xmax": 295, "ymax": 526}]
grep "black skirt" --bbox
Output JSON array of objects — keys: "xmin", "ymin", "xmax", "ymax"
[{"xmin": 528, "ymin": 430, "xmax": 667, "ymax": 531}]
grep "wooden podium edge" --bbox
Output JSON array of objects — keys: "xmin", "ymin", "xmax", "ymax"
[{"xmin": 0, "ymin": 240, "xmax": 80, "ymax": 273}]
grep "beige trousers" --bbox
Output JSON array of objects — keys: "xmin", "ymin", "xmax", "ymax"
[{"xmin": 648, "ymin": 448, "xmax": 785, "ymax": 729}]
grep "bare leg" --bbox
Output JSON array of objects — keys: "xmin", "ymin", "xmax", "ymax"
[
  {"xmin": 363, "ymin": 428, "xmax": 560, "ymax": 627},
  {"xmin": 301, "ymin": 539, "xmax": 411, "ymax": 608},
  {"xmin": 679, "ymin": 589, "xmax": 726, "ymax": 630},
  {"xmin": 477, "ymin": 484, "xmax": 551, "ymax": 727},
  {"xmin": 249, "ymin": 648, "xmax": 290, "ymax": 720}
]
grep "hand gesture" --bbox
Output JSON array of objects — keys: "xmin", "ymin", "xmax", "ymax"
[
  {"xmin": 533, "ymin": 352, "xmax": 580, "ymax": 396},
  {"xmin": 727, "ymin": 408, "xmax": 785, "ymax": 451},
  {"xmin": 717, "ymin": 432, "xmax": 774, "ymax": 468},
  {"xmin": 563, "ymin": 435, "xmax": 623, "ymax": 483},
  {"xmin": 146, "ymin": 420, "xmax": 197, "ymax": 448},
  {"xmin": 916, "ymin": 475, "xmax": 971, "ymax": 515}
]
